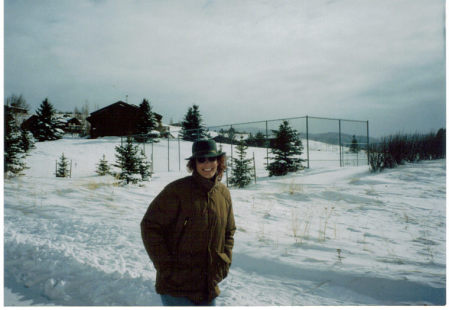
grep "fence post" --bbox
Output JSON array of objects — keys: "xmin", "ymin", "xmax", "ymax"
[
  {"xmin": 339, "ymin": 119, "xmax": 342, "ymax": 167},
  {"xmin": 253, "ymin": 152, "xmax": 257, "ymax": 184},
  {"xmin": 168, "ymin": 134, "xmax": 170, "ymax": 172},
  {"xmin": 178, "ymin": 135, "xmax": 181, "ymax": 171},
  {"xmin": 266, "ymin": 120, "xmax": 269, "ymax": 167},
  {"xmin": 230, "ymin": 126, "xmax": 234, "ymax": 171},
  {"xmin": 151, "ymin": 141, "xmax": 154, "ymax": 174},
  {"xmin": 366, "ymin": 120, "xmax": 370, "ymax": 166},
  {"xmin": 306, "ymin": 115, "xmax": 310, "ymax": 169}
]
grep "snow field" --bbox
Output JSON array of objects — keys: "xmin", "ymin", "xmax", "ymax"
[{"xmin": 4, "ymin": 137, "xmax": 446, "ymax": 306}]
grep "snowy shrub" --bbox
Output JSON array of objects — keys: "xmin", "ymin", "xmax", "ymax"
[
  {"xmin": 114, "ymin": 137, "xmax": 152, "ymax": 184},
  {"xmin": 96, "ymin": 155, "xmax": 111, "ymax": 176},
  {"xmin": 368, "ymin": 149, "xmax": 385, "ymax": 172},
  {"xmin": 229, "ymin": 139, "xmax": 253, "ymax": 188},
  {"xmin": 56, "ymin": 153, "xmax": 70, "ymax": 177},
  {"xmin": 368, "ymin": 129, "xmax": 445, "ymax": 172},
  {"xmin": 138, "ymin": 149, "xmax": 153, "ymax": 181}
]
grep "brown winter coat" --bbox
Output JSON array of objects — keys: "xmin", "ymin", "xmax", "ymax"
[{"xmin": 140, "ymin": 172, "xmax": 236, "ymax": 304}]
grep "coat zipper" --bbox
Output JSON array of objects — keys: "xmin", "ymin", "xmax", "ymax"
[{"xmin": 176, "ymin": 216, "xmax": 190, "ymax": 251}]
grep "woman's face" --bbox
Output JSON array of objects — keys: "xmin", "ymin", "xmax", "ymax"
[{"xmin": 196, "ymin": 156, "xmax": 218, "ymax": 179}]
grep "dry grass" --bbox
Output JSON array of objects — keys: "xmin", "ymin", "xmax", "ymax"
[
  {"xmin": 84, "ymin": 179, "xmax": 119, "ymax": 190},
  {"xmin": 287, "ymin": 179, "xmax": 303, "ymax": 195},
  {"xmin": 319, "ymin": 206, "xmax": 335, "ymax": 242},
  {"xmin": 291, "ymin": 208, "xmax": 313, "ymax": 245}
]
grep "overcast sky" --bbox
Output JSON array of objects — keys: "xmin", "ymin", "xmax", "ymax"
[{"xmin": 4, "ymin": 0, "xmax": 446, "ymax": 137}]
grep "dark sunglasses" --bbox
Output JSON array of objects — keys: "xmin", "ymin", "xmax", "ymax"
[{"xmin": 196, "ymin": 156, "xmax": 218, "ymax": 163}]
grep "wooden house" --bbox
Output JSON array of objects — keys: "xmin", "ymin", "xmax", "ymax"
[
  {"xmin": 65, "ymin": 117, "xmax": 82, "ymax": 134},
  {"xmin": 21, "ymin": 115, "xmax": 39, "ymax": 132},
  {"xmin": 86, "ymin": 101, "xmax": 163, "ymax": 138}
]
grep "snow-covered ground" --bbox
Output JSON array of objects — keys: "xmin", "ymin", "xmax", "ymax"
[{"xmin": 4, "ymin": 137, "xmax": 446, "ymax": 306}]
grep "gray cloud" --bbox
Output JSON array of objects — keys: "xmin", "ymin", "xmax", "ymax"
[{"xmin": 4, "ymin": 0, "xmax": 445, "ymax": 137}]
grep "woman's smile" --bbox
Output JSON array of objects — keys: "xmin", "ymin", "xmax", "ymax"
[{"xmin": 196, "ymin": 158, "xmax": 218, "ymax": 179}]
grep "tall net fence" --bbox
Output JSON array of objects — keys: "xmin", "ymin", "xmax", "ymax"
[
  {"xmin": 207, "ymin": 116, "xmax": 369, "ymax": 168},
  {"xmin": 128, "ymin": 116, "xmax": 369, "ymax": 178}
]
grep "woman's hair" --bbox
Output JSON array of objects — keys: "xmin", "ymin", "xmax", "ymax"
[{"xmin": 187, "ymin": 155, "xmax": 227, "ymax": 181}]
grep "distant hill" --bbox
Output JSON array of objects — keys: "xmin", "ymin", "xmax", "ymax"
[{"xmin": 307, "ymin": 132, "xmax": 379, "ymax": 147}]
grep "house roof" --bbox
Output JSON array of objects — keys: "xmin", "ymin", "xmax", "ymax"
[
  {"xmin": 88, "ymin": 100, "xmax": 163, "ymax": 120},
  {"xmin": 67, "ymin": 117, "xmax": 82, "ymax": 125},
  {"xmin": 89, "ymin": 101, "xmax": 138, "ymax": 116},
  {"xmin": 5, "ymin": 105, "xmax": 28, "ymax": 114}
]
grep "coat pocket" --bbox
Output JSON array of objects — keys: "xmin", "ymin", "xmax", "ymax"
[{"xmin": 214, "ymin": 252, "xmax": 231, "ymax": 284}]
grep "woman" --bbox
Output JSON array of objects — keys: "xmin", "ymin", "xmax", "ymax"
[{"xmin": 141, "ymin": 139, "xmax": 236, "ymax": 306}]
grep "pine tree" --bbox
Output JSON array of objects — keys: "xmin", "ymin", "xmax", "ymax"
[
  {"xmin": 229, "ymin": 139, "xmax": 253, "ymax": 188},
  {"xmin": 349, "ymin": 135, "xmax": 360, "ymax": 153},
  {"xmin": 227, "ymin": 127, "xmax": 236, "ymax": 143},
  {"xmin": 20, "ymin": 129, "xmax": 35, "ymax": 153},
  {"xmin": 4, "ymin": 108, "xmax": 27, "ymax": 176},
  {"xmin": 138, "ymin": 149, "xmax": 152, "ymax": 181},
  {"xmin": 96, "ymin": 154, "xmax": 111, "ymax": 176},
  {"xmin": 114, "ymin": 137, "xmax": 141, "ymax": 184},
  {"xmin": 254, "ymin": 131, "xmax": 266, "ymax": 147},
  {"xmin": 56, "ymin": 153, "xmax": 70, "ymax": 177},
  {"xmin": 136, "ymin": 98, "xmax": 157, "ymax": 141},
  {"xmin": 267, "ymin": 120, "xmax": 304, "ymax": 176},
  {"xmin": 34, "ymin": 98, "xmax": 63, "ymax": 141},
  {"xmin": 181, "ymin": 104, "xmax": 206, "ymax": 141}
]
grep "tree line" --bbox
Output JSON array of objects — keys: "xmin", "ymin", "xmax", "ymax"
[
  {"xmin": 6, "ymin": 94, "xmax": 445, "ymax": 185},
  {"xmin": 368, "ymin": 130, "xmax": 445, "ymax": 172}
]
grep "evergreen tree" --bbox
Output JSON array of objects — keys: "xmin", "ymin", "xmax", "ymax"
[
  {"xmin": 20, "ymin": 128, "xmax": 35, "ymax": 153},
  {"xmin": 136, "ymin": 98, "xmax": 157, "ymax": 141},
  {"xmin": 254, "ymin": 131, "xmax": 266, "ymax": 147},
  {"xmin": 229, "ymin": 139, "xmax": 253, "ymax": 188},
  {"xmin": 96, "ymin": 154, "xmax": 111, "ymax": 176},
  {"xmin": 114, "ymin": 137, "xmax": 142, "ymax": 184},
  {"xmin": 227, "ymin": 127, "xmax": 236, "ymax": 143},
  {"xmin": 181, "ymin": 104, "xmax": 206, "ymax": 141},
  {"xmin": 138, "ymin": 149, "xmax": 152, "ymax": 181},
  {"xmin": 34, "ymin": 98, "xmax": 63, "ymax": 141},
  {"xmin": 266, "ymin": 120, "xmax": 304, "ymax": 176},
  {"xmin": 4, "ymin": 108, "xmax": 27, "ymax": 176},
  {"xmin": 56, "ymin": 153, "xmax": 70, "ymax": 177},
  {"xmin": 349, "ymin": 135, "xmax": 360, "ymax": 153}
]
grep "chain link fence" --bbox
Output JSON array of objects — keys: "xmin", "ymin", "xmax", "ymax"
[{"xmin": 126, "ymin": 115, "xmax": 369, "ymax": 178}]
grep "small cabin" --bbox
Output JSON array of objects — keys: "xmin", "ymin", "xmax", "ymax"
[{"xmin": 86, "ymin": 101, "xmax": 163, "ymax": 138}]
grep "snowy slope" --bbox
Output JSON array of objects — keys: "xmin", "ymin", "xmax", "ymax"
[{"xmin": 4, "ymin": 137, "xmax": 446, "ymax": 306}]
